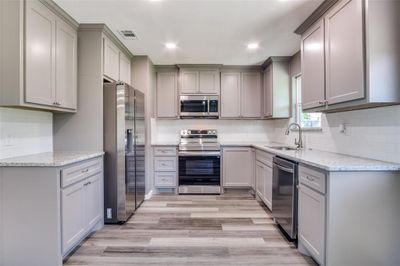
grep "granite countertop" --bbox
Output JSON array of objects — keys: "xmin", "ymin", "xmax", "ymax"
[
  {"xmin": 0, "ymin": 151, "xmax": 105, "ymax": 167},
  {"xmin": 222, "ymin": 142, "xmax": 400, "ymax": 172}
]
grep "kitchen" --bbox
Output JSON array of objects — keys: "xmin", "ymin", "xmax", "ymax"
[{"xmin": 0, "ymin": 0, "xmax": 400, "ymax": 265}]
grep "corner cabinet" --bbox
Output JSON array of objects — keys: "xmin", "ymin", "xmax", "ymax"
[
  {"xmin": 0, "ymin": 0, "xmax": 77, "ymax": 112},
  {"xmin": 300, "ymin": 0, "xmax": 400, "ymax": 113},
  {"xmin": 262, "ymin": 57, "xmax": 291, "ymax": 119}
]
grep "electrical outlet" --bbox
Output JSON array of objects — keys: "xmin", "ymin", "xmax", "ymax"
[{"xmin": 107, "ymin": 208, "xmax": 112, "ymax": 219}]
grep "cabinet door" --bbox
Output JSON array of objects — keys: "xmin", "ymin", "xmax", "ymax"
[
  {"xmin": 85, "ymin": 173, "xmax": 103, "ymax": 229},
  {"xmin": 55, "ymin": 18, "xmax": 77, "ymax": 109},
  {"xmin": 103, "ymin": 37, "xmax": 119, "ymax": 81},
  {"xmin": 199, "ymin": 70, "xmax": 219, "ymax": 94},
  {"xmin": 156, "ymin": 72, "xmax": 178, "ymax": 118},
  {"xmin": 255, "ymin": 161, "xmax": 264, "ymax": 199},
  {"xmin": 263, "ymin": 165, "xmax": 273, "ymax": 210},
  {"xmin": 220, "ymin": 73, "xmax": 241, "ymax": 118},
  {"xmin": 61, "ymin": 180, "xmax": 85, "ymax": 255},
  {"xmin": 241, "ymin": 72, "xmax": 262, "ymax": 118},
  {"xmin": 119, "ymin": 52, "xmax": 131, "ymax": 84},
  {"xmin": 223, "ymin": 148, "xmax": 252, "ymax": 187},
  {"xmin": 180, "ymin": 71, "xmax": 199, "ymax": 94},
  {"xmin": 301, "ymin": 20, "xmax": 325, "ymax": 110},
  {"xmin": 298, "ymin": 184, "xmax": 326, "ymax": 265},
  {"xmin": 263, "ymin": 66, "xmax": 273, "ymax": 116},
  {"xmin": 325, "ymin": 0, "xmax": 365, "ymax": 105},
  {"xmin": 25, "ymin": 0, "xmax": 56, "ymax": 106}
]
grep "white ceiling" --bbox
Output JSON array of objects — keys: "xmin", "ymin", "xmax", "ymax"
[{"xmin": 55, "ymin": 0, "xmax": 322, "ymax": 65}]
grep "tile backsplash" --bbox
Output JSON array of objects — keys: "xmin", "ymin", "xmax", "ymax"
[
  {"xmin": 0, "ymin": 108, "xmax": 53, "ymax": 159},
  {"xmin": 273, "ymin": 105, "xmax": 400, "ymax": 163},
  {"xmin": 154, "ymin": 119, "xmax": 275, "ymax": 143}
]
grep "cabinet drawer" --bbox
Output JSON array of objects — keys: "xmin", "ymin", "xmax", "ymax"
[
  {"xmin": 154, "ymin": 146, "xmax": 177, "ymax": 156},
  {"xmin": 154, "ymin": 172, "xmax": 176, "ymax": 187},
  {"xmin": 299, "ymin": 165, "xmax": 326, "ymax": 194},
  {"xmin": 154, "ymin": 157, "xmax": 177, "ymax": 171},
  {"xmin": 256, "ymin": 150, "xmax": 273, "ymax": 168},
  {"xmin": 61, "ymin": 158, "xmax": 103, "ymax": 188}
]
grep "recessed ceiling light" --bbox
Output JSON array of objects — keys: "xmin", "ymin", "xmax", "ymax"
[
  {"xmin": 149, "ymin": 0, "xmax": 162, "ymax": 2},
  {"xmin": 165, "ymin": 42, "xmax": 177, "ymax": 49},
  {"xmin": 247, "ymin": 43, "xmax": 259, "ymax": 49}
]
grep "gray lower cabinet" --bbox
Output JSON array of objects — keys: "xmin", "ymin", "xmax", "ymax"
[
  {"xmin": 298, "ymin": 184, "xmax": 326, "ymax": 265},
  {"xmin": 61, "ymin": 158, "xmax": 104, "ymax": 255},
  {"xmin": 156, "ymin": 71, "xmax": 178, "ymax": 118},
  {"xmin": 0, "ymin": 156, "xmax": 104, "ymax": 266},
  {"xmin": 153, "ymin": 146, "xmax": 178, "ymax": 188},
  {"xmin": 222, "ymin": 147, "xmax": 253, "ymax": 187},
  {"xmin": 255, "ymin": 149, "xmax": 273, "ymax": 210},
  {"xmin": 298, "ymin": 165, "xmax": 326, "ymax": 265},
  {"xmin": 300, "ymin": 0, "xmax": 400, "ymax": 112}
]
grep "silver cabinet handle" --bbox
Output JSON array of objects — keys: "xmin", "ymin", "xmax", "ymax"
[
  {"xmin": 81, "ymin": 169, "xmax": 89, "ymax": 173},
  {"xmin": 305, "ymin": 175, "xmax": 315, "ymax": 182}
]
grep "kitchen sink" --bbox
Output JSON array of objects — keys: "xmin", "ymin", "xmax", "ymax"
[{"xmin": 265, "ymin": 145, "xmax": 299, "ymax": 151}]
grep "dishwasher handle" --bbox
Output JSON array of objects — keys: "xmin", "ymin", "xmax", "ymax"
[{"xmin": 274, "ymin": 163, "xmax": 294, "ymax": 174}]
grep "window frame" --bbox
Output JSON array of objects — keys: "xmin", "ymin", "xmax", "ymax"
[{"xmin": 292, "ymin": 74, "xmax": 322, "ymax": 132}]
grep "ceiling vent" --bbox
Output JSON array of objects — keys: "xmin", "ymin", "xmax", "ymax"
[{"xmin": 119, "ymin": 30, "xmax": 138, "ymax": 40}]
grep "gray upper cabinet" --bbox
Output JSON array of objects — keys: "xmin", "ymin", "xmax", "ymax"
[
  {"xmin": 241, "ymin": 72, "xmax": 262, "ymax": 118},
  {"xmin": 119, "ymin": 52, "xmax": 131, "ymax": 85},
  {"xmin": 299, "ymin": 0, "xmax": 400, "ymax": 112},
  {"xmin": 220, "ymin": 69, "xmax": 262, "ymax": 119},
  {"xmin": 0, "ymin": 0, "xmax": 78, "ymax": 112},
  {"xmin": 103, "ymin": 37, "xmax": 120, "ymax": 81},
  {"xmin": 262, "ymin": 58, "xmax": 291, "ymax": 119},
  {"xmin": 220, "ymin": 73, "xmax": 241, "ymax": 118},
  {"xmin": 180, "ymin": 70, "xmax": 199, "ymax": 94},
  {"xmin": 55, "ymin": 18, "xmax": 77, "ymax": 110},
  {"xmin": 179, "ymin": 68, "xmax": 220, "ymax": 94},
  {"xmin": 325, "ymin": 0, "xmax": 364, "ymax": 105},
  {"xmin": 199, "ymin": 71, "xmax": 219, "ymax": 94},
  {"xmin": 156, "ymin": 71, "xmax": 178, "ymax": 118},
  {"xmin": 25, "ymin": 0, "xmax": 56, "ymax": 107},
  {"xmin": 301, "ymin": 20, "xmax": 325, "ymax": 110}
]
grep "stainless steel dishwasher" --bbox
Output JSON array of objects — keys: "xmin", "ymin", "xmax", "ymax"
[{"xmin": 272, "ymin": 156, "xmax": 298, "ymax": 241}]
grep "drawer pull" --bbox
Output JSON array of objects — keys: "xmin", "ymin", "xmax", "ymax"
[
  {"xmin": 306, "ymin": 175, "xmax": 315, "ymax": 182},
  {"xmin": 84, "ymin": 181, "xmax": 91, "ymax": 186},
  {"xmin": 81, "ymin": 169, "xmax": 89, "ymax": 174}
]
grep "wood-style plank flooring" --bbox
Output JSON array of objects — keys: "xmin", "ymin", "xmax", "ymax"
[{"xmin": 64, "ymin": 190, "xmax": 316, "ymax": 265}]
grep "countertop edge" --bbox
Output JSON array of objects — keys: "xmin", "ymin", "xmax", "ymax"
[{"xmin": 0, "ymin": 152, "xmax": 105, "ymax": 167}]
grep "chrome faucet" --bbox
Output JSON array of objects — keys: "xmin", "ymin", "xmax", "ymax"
[{"xmin": 285, "ymin": 123, "xmax": 303, "ymax": 149}]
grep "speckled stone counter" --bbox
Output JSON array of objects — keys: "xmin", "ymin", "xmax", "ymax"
[
  {"xmin": 0, "ymin": 151, "xmax": 104, "ymax": 167},
  {"xmin": 220, "ymin": 141, "xmax": 400, "ymax": 172}
]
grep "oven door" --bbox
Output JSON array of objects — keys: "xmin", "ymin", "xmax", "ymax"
[
  {"xmin": 180, "ymin": 96, "xmax": 208, "ymax": 117},
  {"xmin": 178, "ymin": 151, "xmax": 220, "ymax": 186}
]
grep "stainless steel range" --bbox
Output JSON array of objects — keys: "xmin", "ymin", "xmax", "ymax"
[{"xmin": 178, "ymin": 129, "xmax": 221, "ymax": 194}]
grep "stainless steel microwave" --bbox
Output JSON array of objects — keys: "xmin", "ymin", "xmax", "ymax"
[{"xmin": 180, "ymin": 95, "xmax": 219, "ymax": 119}]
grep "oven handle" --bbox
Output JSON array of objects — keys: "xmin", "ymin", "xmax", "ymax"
[
  {"xmin": 274, "ymin": 163, "xmax": 294, "ymax": 174},
  {"xmin": 178, "ymin": 151, "xmax": 221, "ymax": 157}
]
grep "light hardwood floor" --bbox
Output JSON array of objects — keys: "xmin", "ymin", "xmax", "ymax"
[{"xmin": 64, "ymin": 190, "xmax": 316, "ymax": 265}]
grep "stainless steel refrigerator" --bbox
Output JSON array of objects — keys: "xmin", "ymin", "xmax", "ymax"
[{"xmin": 104, "ymin": 82, "xmax": 145, "ymax": 223}]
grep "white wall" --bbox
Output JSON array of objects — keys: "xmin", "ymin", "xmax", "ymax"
[
  {"xmin": 0, "ymin": 108, "xmax": 53, "ymax": 159},
  {"xmin": 154, "ymin": 119, "xmax": 275, "ymax": 143}
]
